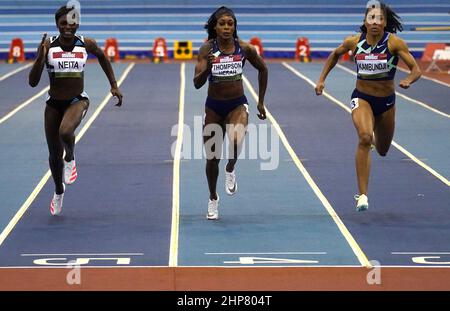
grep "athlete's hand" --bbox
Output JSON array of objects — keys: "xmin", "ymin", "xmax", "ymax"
[
  {"xmin": 257, "ymin": 103, "xmax": 266, "ymax": 120},
  {"xmin": 399, "ymin": 79, "xmax": 411, "ymax": 89},
  {"xmin": 111, "ymin": 87, "xmax": 123, "ymax": 106},
  {"xmin": 36, "ymin": 33, "xmax": 47, "ymax": 61},
  {"xmin": 315, "ymin": 81, "xmax": 325, "ymax": 95},
  {"xmin": 207, "ymin": 48, "xmax": 216, "ymax": 70}
]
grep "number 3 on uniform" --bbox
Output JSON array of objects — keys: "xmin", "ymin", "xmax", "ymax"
[{"xmin": 351, "ymin": 98, "xmax": 359, "ymax": 110}]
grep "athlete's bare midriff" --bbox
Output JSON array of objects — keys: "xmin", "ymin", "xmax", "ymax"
[
  {"xmin": 49, "ymin": 77, "xmax": 84, "ymax": 100},
  {"xmin": 208, "ymin": 80, "xmax": 244, "ymax": 100},
  {"xmin": 356, "ymin": 78, "xmax": 395, "ymax": 97}
]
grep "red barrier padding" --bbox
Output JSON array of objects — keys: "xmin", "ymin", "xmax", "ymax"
[
  {"xmin": 153, "ymin": 37, "xmax": 168, "ymax": 63},
  {"xmin": 295, "ymin": 37, "xmax": 310, "ymax": 62},
  {"xmin": 104, "ymin": 38, "xmax": 119, "ymax": 62},
  {"xmin": 421, "ymin": 43, "xmax": 446, "ymax": 62},
  {"xmin": 250, "ymin": 37, "xmax": 264, "ymax": 58},
  {"xmin": 8, "ymin": 38, "xmax": 25, "ymax": 63}
]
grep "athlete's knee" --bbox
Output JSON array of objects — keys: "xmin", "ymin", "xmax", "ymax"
[
  {"xmin": 358, "ymin": 132, "xmax": 373, "ymax": 147},
  {"xmin": 59, "ymin": 126, "xmax": 74, "ymax": 143},
  {"xmin": 376, "ymin": 145, "xmax": 390, "ymax": 157}
]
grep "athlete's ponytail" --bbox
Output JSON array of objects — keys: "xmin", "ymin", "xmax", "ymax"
[{"xmin": 360, "ymin": 1, "xmax": 403, "ymax": 33}]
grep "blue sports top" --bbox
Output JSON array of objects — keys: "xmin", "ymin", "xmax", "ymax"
[
  {"xmin": 354, "ymin": 32, "xmax": 398, "ymax": 81},
  {"xmin": 209, "ymin": 38, "xmax": 246, "ymax": 83}
]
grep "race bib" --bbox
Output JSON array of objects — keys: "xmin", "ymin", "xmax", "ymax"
[
  {"xmin": 356, "ymin": 53, "xmax": 388, "ymax": 76},
  {"xmin": 350, "ymin": 98, "xmax": 359, "ymax": 111},
  {"xmin": 211, "ymin": 55, "xmax": 243, "ymax": 78}
]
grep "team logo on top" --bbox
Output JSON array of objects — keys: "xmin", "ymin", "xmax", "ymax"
[
  {"xmin": 52, "ymin": 51, "xmax": 84, "ymax": 59},
  {"xmin": 214, "ymin": 55, "xmax": 242, "ymax": 63},
  {"xmin": 356, "ymin": 53, "xmax": 387, "ymax": 61}
]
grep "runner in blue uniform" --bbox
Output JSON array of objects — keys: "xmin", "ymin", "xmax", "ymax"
[
  {"xmin": 29, "ymin": 5, "xmax": 123, "ymax": 215},
  {"xmin": 194, "ymin": 6, "xmax": 268, "ymax": 220},
  {"xmin": 315, "ymin": 1, "xmax": 421, "ymax": 211}
]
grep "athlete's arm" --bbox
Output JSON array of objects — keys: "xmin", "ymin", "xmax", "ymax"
[
  {"xmin": 193, "ymin": 42, "xmax": 214, "ymax": 89},
  {"xmin": 29, "ymin": 33, "xmax": 49, "ymax": 87},
  {"xmin": 85, "ymin": 37, "xmax": 123, "ymax": 106},
  {"xmin": 390, "ymin": 35, "xmax": 421, "ymax": 89},
  {"xmin": 315, "ymin": 35, "xmax": 358, "ymax": 95},
  {"xmin": 242, "ymin": 41, "xmax": 267, "ymax": 120}
]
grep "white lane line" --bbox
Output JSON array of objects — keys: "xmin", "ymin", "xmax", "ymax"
[
  {"xmin": 0, "ymin": 63, "xmax": 32, "ymax": 82},
  {"xmin": 0, "ymin": 86, "xmax": 49, "ymax": 125},
  {"xmin": 205, "ymin": 252, "xmax": 327, "ymax": 255},
  {"xmin": 392, "ymin": 252, "xmax": 450, "ymax": 255},
  {"xmin": 21, "ymin": 253, "xmax": 144, "ymax": 256},
  {"xmin": 0, "ymin": 63, "xmax": 135, "ymax": 248},
  {"xmin": 283, "ymin": 62, "xmax": 450, "ymax": 187},
  {"xmin": 336, "ymin": 63, "xmax": 450, "ymax": 119},
  {"xmin": 169, "ymin": 62, "xmax": 185, "ymax": 267},
  {"xmin": 243, "ymin": 74, "xmax": 371, "ymax": 267},
  {"xmin": 397, "ymin": 65, "xmax": 450, "ymax": 88}
]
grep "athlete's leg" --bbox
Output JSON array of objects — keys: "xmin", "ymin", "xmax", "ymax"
[
  {"xmin": 373, "ymin": 106, "xmax": 395, "ymax": 157},
  {"xmin": 44, "ymin": 105, "xmax": 64, "ymax": 194},
  {"xmin": 59, "ymin": 99, "xmax": 89, "ymax": 162},
  {"xmin": 203, "ymin": 107, "xmax": 225, "ymax": 200},
  {"xmin": 225, "ymin": 104, "xmax": 248, "ymax": 173},
  {"xmin": 352, "ymin": 98, "xmax": 375, "ymax": 196}
]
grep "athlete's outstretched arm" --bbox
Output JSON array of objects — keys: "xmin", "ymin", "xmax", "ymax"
[
  {"xmin": 85, "ymin": 38, "xmax": 123, "ymax": 106},
  {"xmin": 315, "ymin": 35, "xmax": 358, "ymax": 95},
  {"xmin": 243, "ymin": 41, "xmax": 268, "ymax": 120},
  {"xmin": 29, "ymin": 33, "xmax": 49, "ymax": 87},
  {"xmin": 193, "ymin": 42, "xmax": 214, "ymax": 89},
  {"xmin": 390, "ymin": 35, "xmax": 421, "ymax": 89}
]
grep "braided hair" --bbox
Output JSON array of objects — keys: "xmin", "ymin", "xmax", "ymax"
[
  {"xmin": 204, "ymin": 6, "xmax": 238, "ymax": 40},
  {"xmin": 360, "ymin": 1, "xmax": 403, "ymax": 33}
]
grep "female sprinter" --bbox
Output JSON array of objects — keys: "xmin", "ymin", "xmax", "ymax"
[
  {"xmin": 315, "ymin": 1, "xmax": 421, "ymax": 211},
  {"xmin": 194, "ymin": 6, "xmax": 268, "ymax": 220},
  {"xmin": 29, "ymin": 5, "xmax": 123, "ymax": 215}
]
